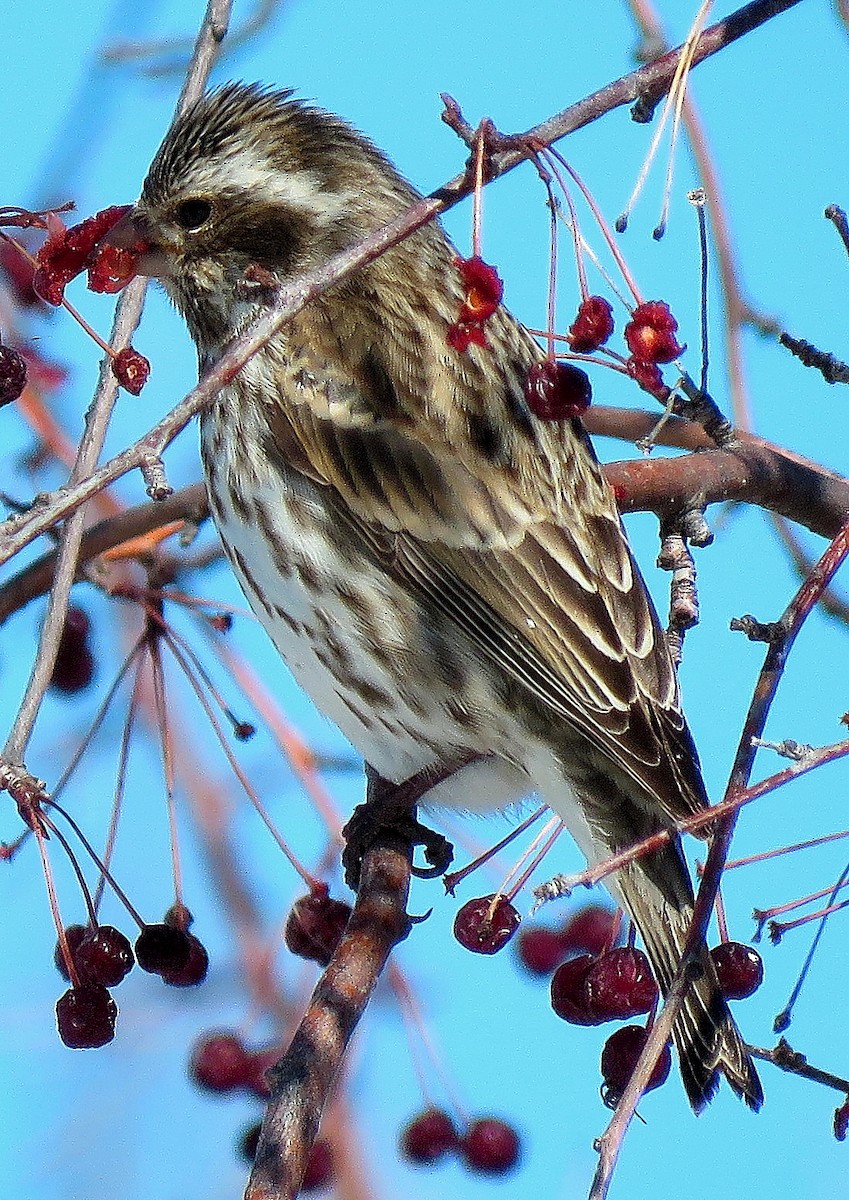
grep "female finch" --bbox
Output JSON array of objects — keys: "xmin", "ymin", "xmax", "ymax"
[{"xmin": 110, "ymin": 84, "xmax": 761, "ymax": 1112}]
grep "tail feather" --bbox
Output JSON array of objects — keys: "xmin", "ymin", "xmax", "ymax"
[{"xmin": 617, "ymin": 849, "xmax": 763, "ymax": 1113}]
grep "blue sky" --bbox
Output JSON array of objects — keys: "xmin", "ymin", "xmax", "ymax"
[{"xmin": 2, "ymin": 2, "xmax": 849, "ymax": 1199}]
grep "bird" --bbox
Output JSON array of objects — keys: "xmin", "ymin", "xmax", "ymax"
[{"xmin": 114, "ymin": 82, "xmax": 762, "ymax": 1113}]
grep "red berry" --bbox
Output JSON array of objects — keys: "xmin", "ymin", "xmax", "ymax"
[
  {"xmin": 560, "ymin": 905, "xmax": 620, "ymax": 957},
  {"xmin": 54, "ymin": 923, "xmax": 88, "ymax": 981},
  {"xmin": 453, "ymin": 894, "xmax": 521, "ymax": 955},
  {"xmin": 525, "ymin": 360, "xmax": 592, "ymax": 421},
  {"xmin": 189, "ymin": 1031, "xmax": 252, "ymax": 1093},
  {"xmin": 711, "ymin": 942, "xmax": 763, "ymax": 1000},
  {"xmin": 160, "ymin": 932, "xmax": 209, "ymax": 987},
  {"xmin": 600, "ymin": 1025, "xmax": 671, "ymax": 1105},
  {"xmin": 632, "ymin": 300, "xmax": 678, "ymax": 330},
  {"xmin": 568, "ymin": 295, "xmax": 615, "ymax": 353},
  {"xmin": 111, "ymin": 346, "xmax": 150, "ymax": 395},
  {"xmin": 50, "ymin": 605, "xmax": 95, "ymax": 694},
  {"xmin": 625, "ymin": 356, "xmax": 670, "ymax": 399},
  {"xmin": 550, "ymin": 954, "xmax": 599, "ymax": 1025},
  {"xmin": 456, "ymin": 255, "xmax": 503, "ymax": 323},
  {"xmin": 239, "ymin": 1121, "xmax": 262, "ymax": 1162},
  {"xmin": 461, "ymin": 1118, "xmax": 521, "ymax": 1175},
  {"xmin": 285, "ymin": 888, "xmax": 352, "ymax": 966},
  {"xmin": 624, "ymin": 321, "xmax": 683, "ymax": 364},
  {"xmin": 401, "ymin": 1107, "xmax": 459, "ymax": 1164},
  {"xmin": 516, "ymin": 926, "xmax": 566, "ymax": 976},
  {"xmin": 76, "ymin": 925, "xmax": 135, "ymax": 988},
  {"xmin": 135, "ymin": 923, "xmax": 192, "ymax": 975},
  {"xmin": 585, "ymin": 947, "xmax": 658, "ymax": 1020},
  {"xmin": 302, "ymin": 1138, "xmax": 334, "ymax": 1192},
  {"xmin": 56, "ymin": 984, "xmax": 117, "ymax": 1048},
  {"xmin": 0, "ymin": 343, "xmax": 27, "ymax": 406},
  {"xmin": 33, "ymin": 205, "xmax": 133, "ymax": 305},
  {"xmin": 244, "ymin": 1044, "xmax": 283, "ymax": 1099},
  {"xmin": 446, "ymin": 320, "xmax": 489, "ymax": 352},
  {"xmin": 87, "ymin": 243, "xmax": 139, "ymax": 294}
]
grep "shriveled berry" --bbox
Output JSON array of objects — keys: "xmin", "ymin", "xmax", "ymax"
[
  {"xmin": 456, "ymin": 255, "xmax": 503, "ymax": 323},
  {"xmin": 461, "ymin": 1117, "xmax": 521, "ymax": 1175},
  {"xmin": 525, "ymin": 360, "xmax": 592, "ymax": 421},
  {"xmin": 112, "ymin": 346, "xmax": 150, "ymax": 395},
  {"xmin": 624, "ymin": 321, "xmax": 683, "ymax": 364},
  {"xmin": 516, "ymin": 926, "xmax": 566, "ymax": 976},
  {"xmin": 401, "ymin": 1107, "xmax": 459, "ymax": 1164},
  {"xmin": 135, "ymin": 923, "xmax": 192, "ymax": 975},
  {"xmin": 568, "ymin": 295, "xmax": 614, "ymax": 353},
  {"xmin": 50, "ymin": 605, "xmax": 95, "ymax": 694},
  {"xmin": 454, "ymin": 894, "xmax": 521, "ymax": 955},
  {"xmin": 34, "ymin": 205, "xmax": 133, "ymax": 305},
  {"xmin": 285, "ymin": 888, "xmax": 352, "ymax": 966},
  {"xmin": 239, "ymin": 1121, "xmax": 262, "ymax": 1162},
  {"xmin": 54, "ymin": 923, "xmax": 88, "ymax": 981},
  {"xmin": 600, "ymin": 1024, "xmax": 671, "ymax": 1105},
  {"xmin": 585, "ymin": 947, "xmax": 658, "ymax": 1020},
  {"xmin": 56, "ymin": 984, "xmax": 117, "ymax": 1048},
  {"xmin": 302, "ymin": 1138, "xmax": 334, "ymax": 1192},
  {"xmin": 189, "ymin": 1031, "xmax": 252, "ymax": 1093},
  {"xmin": 631, "ymin": 300, "xmax": 678, "ymax": 330},
  {"xmin": 0, "ymin": 343, "xmax": 27, "ymax": 406},
  {"xmin": 446, "ymin": 320, "xmax": 489, "ymax": 352},
  {"xmin": 76, "ymin": 925, "xmax": 135, "ymax": 988},
  {"xmin": 711, "ymin": 942, "xmax": 763, "ymax": 1000},
  {"xmin": 550, "ymin": 954, "xmax": 599, "ymax": 1025},
  {"xmin": 87, "ymin": 242, "xmax": 140, "ymax": 294},
  {"xmin": 560, "ymin": 905, "xmax": 620, "ymax": 957},
  {"xmin": 161, "ymin": 932, "xmax": 209, "ymax": 987},
  {"xmin": 625, "ymin": 356, "xmax": 670, "ymax": 399}
]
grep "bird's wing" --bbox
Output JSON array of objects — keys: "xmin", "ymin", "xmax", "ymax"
[{"xmin": 260, "ymin": 299, "xmax": 709, "ymax": 825}]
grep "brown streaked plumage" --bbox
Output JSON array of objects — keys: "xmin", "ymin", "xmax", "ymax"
[{"xmin": 121, "ymin": 83, "xmax": 761, "ymax": 1112}]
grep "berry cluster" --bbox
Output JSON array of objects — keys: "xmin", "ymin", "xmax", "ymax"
[
  {"xmin": 447, "ymin": 256, "xmax": 504, "ymax": 352},
  {"xmin": 402, "ymin": 1108, "xmax": 521, "ymax": 1176}
]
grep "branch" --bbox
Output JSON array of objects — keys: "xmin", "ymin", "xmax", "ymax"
[{"xmin": 244, "ymin": 842, "xmax": 412, "ymax": 1200}]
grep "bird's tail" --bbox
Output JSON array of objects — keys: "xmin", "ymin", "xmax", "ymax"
[{"xmin": 616, "ymin": 844, "xmax": 763, "ymax": 1113}]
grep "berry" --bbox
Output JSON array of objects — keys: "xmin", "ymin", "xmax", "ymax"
[
  {"xmin": 524, "ymin": 360, "xmax": 592, "ymax": 421},
  {"xmin": 87, "ymin": 242, "xmax": 140, "ymax": 294},
  {"xmin": 111, "ymin": 346, "xmax": 150, "ymax": 395},
  {"xmin": 54, "ymin": 923, "xmax": 88, "ymax": 981},
  {"xmin": 568, "ymin": 295, "xmax": 614, "ymax": 353},
  {"xmin": 585, "ymin": 947, "xmax": 658, "ymax": 1020},
  {"xmin": 50, "ymin": 606, "xmax": 95, "ymax": 694},
  {"xmin": 625, "ymin": 356, "xmax": 670, "ymax": 399},
  {"xmin": 33, "ymin": 205, "xmax": 133, "ymax": 305},
  {"xmin": 624, "ymin": 301, "xmax": 683, "ymax": 364},
  {"xmin": 239, "ymin": 1121, "xmax": 262, "ymax": 1162},
  {"xmin": 285, "ymin": 888, "xmax": 352, "ymax": 966},
  {"xmin": 244, "ymin": 1044, "xmax": 283, "ymax": 1099},
  {"xmin": 550, "ymin": 954, "xmax": 599, "ymax": 1025},
  {"xmin": 56, "ymin": 984, "xmax": 117, "ymax": 1048},
  {"xmin": 456, "ymin": 256, "xmax": 503, "ymax": 323},
  {"xmin": 600, "ymin": 1025, "xmax": 671, "ymax": 1105},
  {"xmin": 632, "ymin": 300, "xmax": 678, "ymax": 330},
  {"xmin": 160, "ymin": 932, "xmax": 209, "ymax": 987},
  {"xmin": 189, "ymin": 1031, "xmax": 252, "ymax": 1093},
  {"xmin": 76, "ymin": 925, "xmax": 135, "ymax": 988},
  {"xmin": 453, "ymin": 894, "xmax": 521, "ymax": 955},
  {"xmin": 135, "ymin": 923, "xmax": 192, "ymax": 975},
  {"xmin": 302, "ymin": 1138, "xmax": 334, "ymax": 1192},
  {"xmin": 0, "ymin": 343, "xmax": 27, "ymax": 406},
  {"xmin": 0, "ymin": 239, "xmax": 42, "ymax": 308},
  {"xmin": 446, "ymin": 320, "xmax": 489, "ymax": 352},
  {"xmin": 711, "ymin": 942, "xmax": 763, "ymax": 1000},
  {"xmin": 401, "ymin": 1108, "xmax": 459, "ymax": 1164},
  {"xmin": 460, "ymin": 1118, "xmax": 521, "ymax": 1175},
  {"xmin": 516, "ymin": 926, "xmax": 566, "ymax": 976},
  {"xmin": 560, "ymin": 905, "xmax": 619, "ymax": 957}
]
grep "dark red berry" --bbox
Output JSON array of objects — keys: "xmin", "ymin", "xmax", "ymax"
[
  {"xmin": 525, "ymin": 360, "xmax": 592, "ymax": 421},
  {"xmin": 189, "ymin": 1031, "xmax": 252, "ymax": 1093},
  {"xmin": 550, "ymin": 954, "xmax": 599, "ymax": 1025},
  {"xmin": 239, "ymin": 1121, "xmax": 262, "ymax": 1162},
  {"xmin": 568, "ymin": 295, "xmax": 615, "ymax": 353},
  {"xmin": 160, "ymin": 932, "xmax": 209, "ymax": 987},
  {"xmin": 461, "ymin": 1118, "xmax": 521, "ymax": 1175},
  {"xmin": 711, "ymin": 942, "xmax": 763, "ymax": 1000},
  {"xmin": 87, "ymin": 242, "xmax": 140, "ymax": 294},
  {"xmin": 600, "ymin": 1025, "xmax": 671, "ymax": 1106},
  {"xmin": 0, "ymin": 343, "xmax": 27, "ymax": 406},
  {"xmin": 446, "ymin": 320, "xmax": 489, "ymax": 352},
  {"xmin": 244, "ymin": 1044, "xmax": 283, "ymax": 1099},
  {"xmin": 34, "ymin": 205, "xmax": 133, "ymax": 305},
  {"xmin": 834, "ymin": 1098, "xmax": 849, "ymax": 1142},
  {"xmin": 631, "ymin": 300, "xmax": 678, "ymax": 330},
  {"xmin": 111, "ymin": 346, "xmax": 150, "ymax": 395},
  {"xmin": 516, "ymin": 926, "xmax": 566, "ymax": 976},
  {"xmin": 585, "ymin": 947, "xmax": 658, "ymax": 1020},
  {"xmin": 625, "ymin": 356, "xmax": 670, "ymax": 399},
  {"xmin": 285, "ymin": 888, "xmax": 352, "ymax": 966},
  {"xmin": 456, "ymin": 255, "xmax": 503, "ymax": 323},
  {"xmin": 135, "ymin": 923, "xmax": 192, "ymax": 975},
  {"xmin": 76, "ymin": 925, "xmax": 135, "ymax": 988},
  {"xmin": 302, "ymin": 1138, "xmax": 334, "ymax": 1192},
  {"xmin": 54, "ymin": 923, "xmax": 88, "ymax": 981},
  {"xmin": 560, "ymin": 905, "xmax": 620, "ymax": 957},
  {"xmin": 56, "ymin": 984, "xmax": 117, "ymax": 1048},
  {"xmin": 401, "ymin": 1108, "xmax": 459, "ymax": 1164},
  {"xmin": 453, "ymin": 894, "xmax": 521, "ymax": 955},
  {"xmin": 50, "ymin": 605, "xmax": 94, "ymax": 694},
  {"xmin": 624, "ymin": 322, "xmax": 683, "ymax": 364}
]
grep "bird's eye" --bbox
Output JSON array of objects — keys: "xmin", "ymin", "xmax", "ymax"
[{"xmin": 175, "ymin": 198, "xmax": 213, "ymax": 230}]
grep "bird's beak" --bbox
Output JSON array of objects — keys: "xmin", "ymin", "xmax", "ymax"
[{"xmin": 100, "ymin": 207, "xmax": 175, "ymax": 279}]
